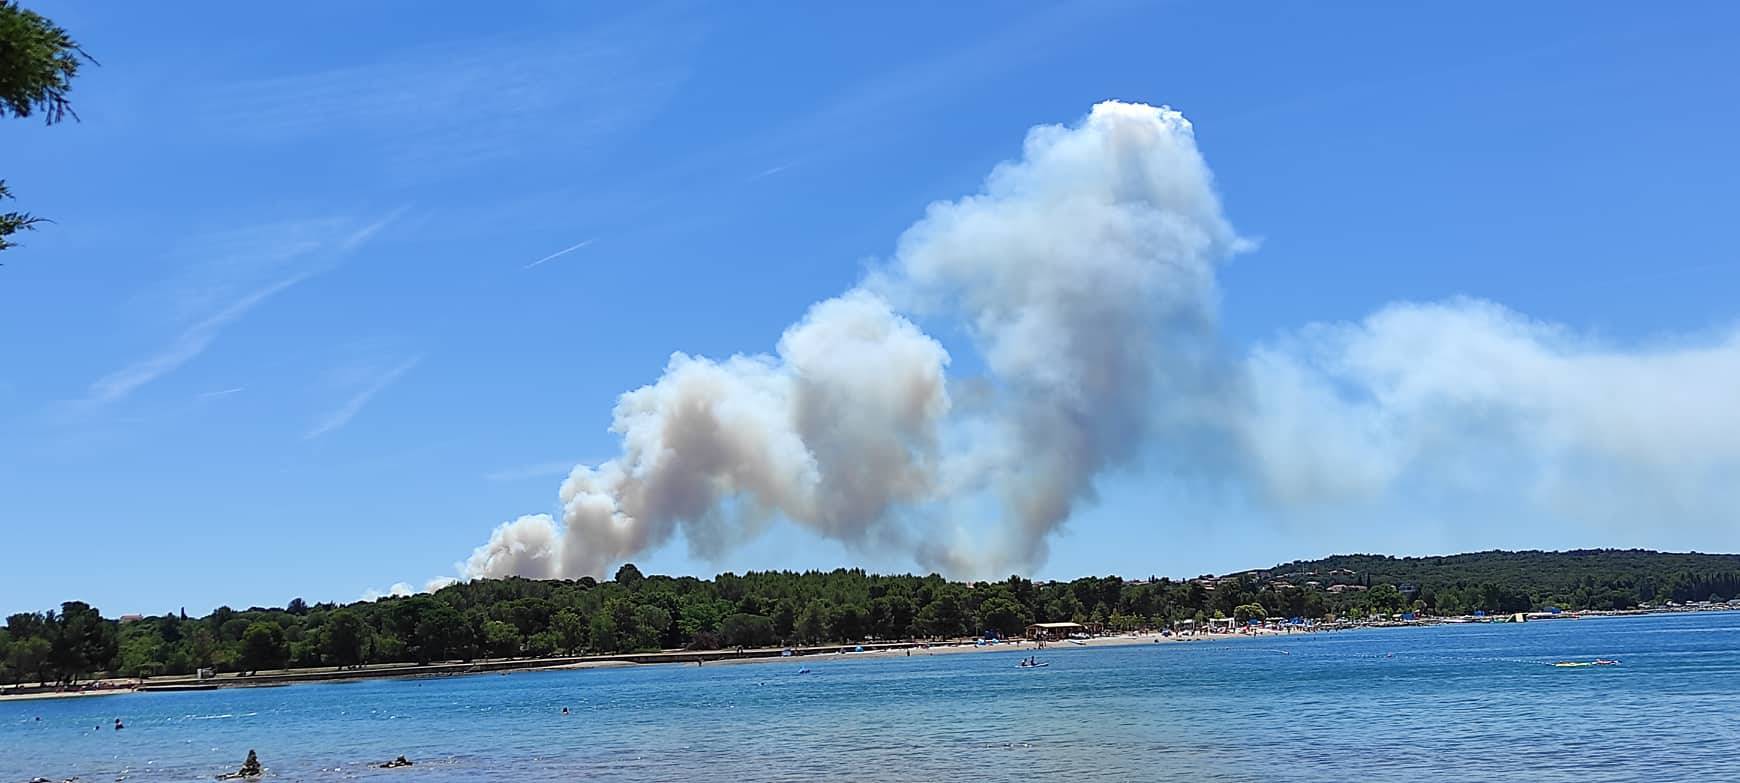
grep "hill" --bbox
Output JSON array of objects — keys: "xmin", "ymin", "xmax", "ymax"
[{"xmin": 1244, "ymin": 548, "xmax": 1740, "ymax": 613}]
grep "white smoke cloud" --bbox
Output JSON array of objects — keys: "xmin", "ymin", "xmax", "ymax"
[
  {"xmin": 465, "ymin": 290, "xmax": 953, "ymax": 579},
  {"xmin": 456, "ymin": 100, "xmax": 1740, "ymax": 584},
  {"xmin": 1237, "ymin": 299, "xmax": 1740, "ymax": 527},
  {"xmin": 361, "ymin": 577, "xmax": 461, "ymax": 601},
  {"xmin": 884, "ymin": 100, "xmax": 1242, "ymax": 572},
  {"xmin": 465, "ymin": 101, "xmax": 1237, "ymax": 580},
  {"xmin": 361, "ymin": 581, "xmax": 415, "ymax": 601}
]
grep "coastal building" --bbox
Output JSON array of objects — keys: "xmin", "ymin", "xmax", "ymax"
[{"xmin": 1025, "ymin": 621, "xmax": 1086, "ymax": 640}]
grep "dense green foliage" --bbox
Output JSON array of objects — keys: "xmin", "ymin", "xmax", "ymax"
[
  {"xmin": 4, "ymin": 550, "xmax": 1738, "ymax": 684},
  {"xmin": 1255, "ymin": 549, "xmax": 1740, "ymax": 613},
  {"xmin": 0, "ymin": 1, "xmax": 89, "ymax": 252},
  {"xmin": 0, "ymin": 601, "xmax": 114, "ymax": 685}
]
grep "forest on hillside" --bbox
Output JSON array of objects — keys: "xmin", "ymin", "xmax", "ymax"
[
  {"xmin": 1254, "ymin": 549, "xmax": 1740, "ymax": 614},
  {"xmin": 5, "ymin": 549, "xmax": 1739, "ymax": 685}
]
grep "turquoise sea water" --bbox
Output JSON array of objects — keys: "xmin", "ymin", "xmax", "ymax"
[{"xmin": 5, "ymin": 611, "xmax": 1738, "ymax": 782}]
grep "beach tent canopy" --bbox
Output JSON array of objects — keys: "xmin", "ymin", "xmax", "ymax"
[{"xmin": 1024, "ymin": 622, "xmax": 1085, "ymax": 639}]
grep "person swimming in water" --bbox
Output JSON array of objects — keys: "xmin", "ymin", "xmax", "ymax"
[
  {"xmin": 114, "ymin": 718, "xmax": 124, "ymax": 730},
  {"xmin": 216, "ymin": 749, "xmax": 264, "ymax": 780}
]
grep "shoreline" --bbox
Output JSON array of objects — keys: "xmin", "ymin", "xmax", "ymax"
[
  {"xmin": 0, "ymin": 686, "xmax": 139, "ymax": 702},
  {"xmin": 7, "ymin": 608, "xmax": 1729, "ymax": 702},
  {"xmin": 0, "ymin": 631, "xmax": 1255, "ymax": 701},
  {"xmin": 538, "ymin": 629, "xmax": 1256, "ymax": 673}
]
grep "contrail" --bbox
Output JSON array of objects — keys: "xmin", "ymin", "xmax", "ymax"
[
  {"xmin": 747, "ymin": 163, "xmax": 793, "ymax": 181},
  {"xmin": 523, "ymin": 238, "xmax": 595, "ymax": 270}
]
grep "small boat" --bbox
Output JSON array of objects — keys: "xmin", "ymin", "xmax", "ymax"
[{"xmin": 1017, "ymin": 661, "xmax": 1049, "ymax": 669}]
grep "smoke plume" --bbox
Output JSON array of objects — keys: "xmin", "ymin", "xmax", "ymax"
[
  {"xmin": 457, "ymin": 100, "xmax": 1740, "ymax": 583},
  {"xmin": 1235, "ymin": 300, "xmax": 1740, "ymax": 529},
  {"xmin": 464, "ymin": 101, "xmax": 1239, "ymax": 580}
]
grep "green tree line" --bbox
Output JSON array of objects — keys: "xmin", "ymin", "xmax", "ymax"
[
  {"xmin": 1257, "ymin": 549, "xmax": 1740, "ymax": 613},
  {"xmin": 5, "ymin": 550, "xmax": 1739, "ymax": 684}
]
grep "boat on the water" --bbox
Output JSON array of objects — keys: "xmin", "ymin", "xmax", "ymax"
[{"xmin": 1551, "ymin": 659, "xmax": 1620, "ymax": 668}]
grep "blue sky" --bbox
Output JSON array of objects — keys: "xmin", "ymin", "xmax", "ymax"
[{"xmin": 3, "ymin": 2, "xmax": 1738, "ymax": 616}]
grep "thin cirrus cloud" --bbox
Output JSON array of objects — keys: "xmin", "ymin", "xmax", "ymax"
[
  {"xmin": 522, "ymin": 238, "xmax": 595, "ymax": 270},
  {"xmin": 192, "ymin": 8, "xmax": 700, "ymax": 178},
  {"xmin": 86, "ymin": 210, "xmax": 405, "ymax": 406},
  {"xmin": 305, "ymin": 356, "xmax": 424, "ymax": 440},
  {"xmin": 195, "ymin": 387, "xmax": 246, "ymax": 400},
  {"xmin": 746, "ymin": 163, "xmax": 794, "ymax": 182},
  {"xmin": 88, "ymin": 273, "xmax": 310, "ymax": 404}
]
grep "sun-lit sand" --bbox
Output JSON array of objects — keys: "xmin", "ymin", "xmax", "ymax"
[
  {"xmin": 698, "ymin": 630, "xmax": 1257, "ymax": 669},
  {"xmin": 2, "ymin": 630, "xmax": 1294, "ymax": 699}
]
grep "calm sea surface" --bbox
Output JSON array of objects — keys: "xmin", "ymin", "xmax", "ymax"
[{"xmin": 4, "ymin": 611, "xmax": 1737, "ymax": 782}]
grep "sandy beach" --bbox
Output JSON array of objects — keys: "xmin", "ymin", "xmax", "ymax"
[
  {"xmin": 521, "ymin": 628, "xmax": 1289, "ymax": 677},
  {"xmin": 0, "ymin": 681, "xmax": 140, "ymax": 702},
  {"xmin": 0, "ymin": 631, "xmax": 1272, "ymax": 700},
  {"xmin": 702, "ymin": 630, "xmax": 1252, "ymax": 668}
]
